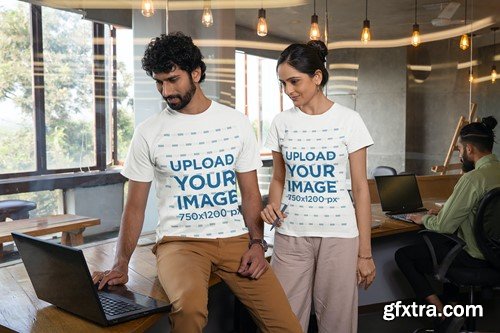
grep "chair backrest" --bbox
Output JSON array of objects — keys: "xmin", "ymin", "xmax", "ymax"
[
  {"xmin": 371, "ymin": 166, "xmax": 397, "ymax": 178},
  {"xmin": 474, "ymin": 187, "xmax": 500, "ymax": 270}
]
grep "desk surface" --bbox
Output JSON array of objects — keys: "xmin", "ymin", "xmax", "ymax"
[
  {"xmin": 0, "ymin": 202, "xmax": 436, "ymax": 332},
  {"xmin": 370, "ymin": 204, "xmax": 422, "ymax": 238},
  {"xmin": 370, "ymin": 198, "xmax": 445, "ymax": 237}
]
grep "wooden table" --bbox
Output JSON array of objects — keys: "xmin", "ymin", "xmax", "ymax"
[
  {"xmin": 371, "ymin": 204, "xmax": 422, "ymax": 238},
  {"xmin": 0, "ymin": 214, "xmax": 101, "ymax": 248},
  {"xmin": 370, "ymin": 198, "xmax": 445, "ymax": 238}
]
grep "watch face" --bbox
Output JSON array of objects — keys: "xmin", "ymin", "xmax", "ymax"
[
  {"xmin": 250, "ymin": 239, "xmax": 268, "ymax": 251},
  {"xmin": 261, "ymin": 239, "xmax": 268, "ymax": 251}
]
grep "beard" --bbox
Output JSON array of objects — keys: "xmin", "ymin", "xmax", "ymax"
[
  {"xmin": 164, "ymin": 78, "xmax": 197, "ymax": 111},
  {"xmin": 461, "ymin": 150, "xmax": 475, "ymax": 172}
]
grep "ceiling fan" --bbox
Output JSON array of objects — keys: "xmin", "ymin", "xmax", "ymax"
[{"xmin": 430, "ymin": 2, "xmax": 464, "ymax": 27}]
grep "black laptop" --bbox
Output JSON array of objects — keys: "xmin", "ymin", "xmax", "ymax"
[
  {"xmin": 12, "ymin": 232, "xmax": 171, "ymax": 326},
  {"xmin": 374, "ymin": 174, "xmax": 427, "ymax": 222}
]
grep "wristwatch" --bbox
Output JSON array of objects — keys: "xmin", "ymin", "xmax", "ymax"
[{"xmin": 248, "ymin": 238, "xmax": 268, "ymax": 252}]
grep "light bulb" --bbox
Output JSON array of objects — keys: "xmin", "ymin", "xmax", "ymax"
[
  {"xmin": 459, "ymin": 34, "xmax": 470, "ymax": 50},
  {"xmin": 361, "ymin": 20, "xmax": 371, "ymax": 44},
  {"xmin": 411, "ymin": 24, "xmax": 421, "ymax": 47},
  {"xmin": 202, "ymin": 6, "xmax": 213, "ymax": 27},
  {"xmin": 257, "ymin": 9, "xmax": 268, "ymax": 37},
  {"xmin": 469, "ymin": 70, "xmax": 474, "ymax": 83},
  {"xmin": 141, "ymin": 0, "xmax": 155, "ymax": 17},
  {"xmin": 309, "ymin": 14, "xmax": 320, "ymax": 40},
  {"xmin": 492, "ymin": 66, "xmax": 497, "ymax": 83}
]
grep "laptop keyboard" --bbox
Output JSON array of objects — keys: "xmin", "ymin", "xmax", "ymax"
[
  {"xmin": 388, "ymin": 212, "xmax": 427, "ymax": 223},
  {"xmin": 389, "ymin": 213, "xmax": 414, "ymax": 223},
  {"xmin": 99, "ymin": 293, "xmax": 143, "ymax": 316}
]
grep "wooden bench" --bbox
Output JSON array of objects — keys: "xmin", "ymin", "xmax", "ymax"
[{"xmin": 0, "ymin": 214, "xmax": 101, "ymax": 252}]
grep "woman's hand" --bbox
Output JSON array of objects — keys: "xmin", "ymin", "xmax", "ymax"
[
  {"xmin": 357, "ymin": 257, "xmax": 376, "ymax": 290},
  {"xmin": 260, "ymin": 203, "xmax": 287, "ymax": 227}
]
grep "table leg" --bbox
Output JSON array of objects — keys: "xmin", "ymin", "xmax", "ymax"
[{"xmin": 61, "ymin": 228, "xmax": 85, "ymax": 246}]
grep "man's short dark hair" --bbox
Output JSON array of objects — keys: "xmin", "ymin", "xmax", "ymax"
[{"xmin": 142, "ymin": 32, "xmax": 206, "ymax": 82}]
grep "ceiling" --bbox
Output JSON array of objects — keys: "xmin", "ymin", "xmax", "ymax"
[
  {"xmin": 235, "ymin": 0, "xmax": 500, "ymax": 46},
  {"xmin": 33, "ymin": 0, "xmax": 500, "ymax": 47}
]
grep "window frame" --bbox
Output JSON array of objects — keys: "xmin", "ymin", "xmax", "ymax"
[{"xmin": 0, "ymin": 3, "xmax": 118, "ymax": 180}]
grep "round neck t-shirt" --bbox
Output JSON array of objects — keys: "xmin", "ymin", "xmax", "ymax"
[
  {"xmin": 122, "ymin": 101, "xmax": 262, "ymax": 241},
  {"xmin": 265, "ymin": 103, "xmax": 373, "ymax": 238}
]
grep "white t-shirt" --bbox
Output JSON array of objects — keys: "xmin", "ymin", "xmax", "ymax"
[
  {"xmin": 122, "ymin": 101, "xmax": 262, "ymax": 241},
  {"xmin": 265, "ymin": 103, "xmax": 373, "ymax": 238}
]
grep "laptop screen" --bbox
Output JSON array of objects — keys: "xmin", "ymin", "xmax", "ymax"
[{"xmin": 375, "ymin": 174, "xmax": 424, "ymax": 213}]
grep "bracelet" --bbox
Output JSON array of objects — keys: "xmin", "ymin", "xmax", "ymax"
[{"xmin": 358, "ymin": 255, "xmax": 373, "ymax": 260}]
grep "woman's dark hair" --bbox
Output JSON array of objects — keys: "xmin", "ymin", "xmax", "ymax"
[
  {"xmin": 142, "ymin": 32, "xmax": 206, "ymax": 82},
  {"xmin": 459, "ymin": 116, "xmax": 497, "ymax": 152},
  {"xmin": 276, "ymin": 40, "xmax": 329, "ymax": 87}
]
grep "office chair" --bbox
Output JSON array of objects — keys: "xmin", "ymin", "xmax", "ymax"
[
  {"xmin": 419, "ymin": 187, "xmax": 500, "ymax": 332},
  {"xmin": 370, "ymin": 165, "xmax": 397, "ymax": 178},
  {"xmin": 0, "ymin": 200, "xmax": 37, "ymax": 222}
]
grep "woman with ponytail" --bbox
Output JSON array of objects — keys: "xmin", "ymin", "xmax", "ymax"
[{"xmin": 260, "ymin": 40, "xmax": 375, "ymax": 332}]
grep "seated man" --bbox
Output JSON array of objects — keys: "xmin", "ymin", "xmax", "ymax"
[
  {"xmin": 92, "ymin": 32, "xmax": 301, "ymax": 333},
  {"xmin": 395, "ymin": 116, "xmax": 500, "ymax": 329}
]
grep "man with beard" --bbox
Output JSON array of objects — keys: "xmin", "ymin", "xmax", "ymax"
[
  {"xmin": 92, "ymin": 32, "xmax": 301, "ymax": 333},
  {"xmin": 395, "ymin": 116, "xmax": 499, "ymax": 332}
]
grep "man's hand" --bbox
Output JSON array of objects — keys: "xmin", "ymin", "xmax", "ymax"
[
  {"xmin": 237, "ymin": 244, "xmax": 269, "ymax": 279},
  {"xmin": 92, "ymin": 264, "xmax": 129, "ymax": 290},
  {"xmin": 407, "ymin": 213, "xmax": 424, "ymax": 225},
  {"xmin": 428, "ymin": 207, "xmax": 441, "ymax": 216}
]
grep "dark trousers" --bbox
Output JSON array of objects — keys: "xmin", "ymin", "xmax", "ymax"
[{"xmin": 395, "ymin": 236, "xmax": 489, "ymax": 300}]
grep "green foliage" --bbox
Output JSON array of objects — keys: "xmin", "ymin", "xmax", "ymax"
[
  {"xmin": 116, "ymin": 61, "xmax": 134, "ymax": 161},
  {"xmin": 0, "ymin": 126, "xmax": 35, "ymax": 173},
  {"xmin": 0, "ymin": 2, "xmax": 32, "ymax": 114},
  {"xmin": 0, "ymin": 4, "xmax": 134, "ymax": 172}
]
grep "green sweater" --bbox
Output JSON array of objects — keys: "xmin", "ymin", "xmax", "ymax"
[{"xmin": 423, "ymin": 154, "xmax": 500, "ymax": 259}]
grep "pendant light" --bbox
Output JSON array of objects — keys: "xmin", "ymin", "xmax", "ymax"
[
  {"xmin": 459, "ymin": 0, "xmax": 469, "ymax": 50},
  {"xmin": 257, "ymin": 1, "xmax": 268, "ymax": 37},
  {"xmin": 141, "ymin": 0, "xmax": 155, "ymax": 17},
  {"xmin": 202, "ymin": 0, "xmax": 213, "ymax": 28},
  {"xmin": 491, "ymin": 27, "xmax": 498, "ymax": 83},
  {"xmin": 411, "ymin": 0, "xmax": 421, "ymax": 47},
  {"xmin": 361, "ymin": 0, "xmax": 371, "ymax": 44},
  {"xmin": 309, "ymin": 0, "xmax": 321, "ymax": 40}
]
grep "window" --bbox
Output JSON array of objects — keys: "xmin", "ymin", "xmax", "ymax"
[
  {"xmin": 115, "ymin": 28, "xmax": 135, "ymax": 163},
  {"xmin": 0, "ymin": 0, "xmax": 36, "ymax": 174},
  {"xmin": 235, "ymin": 51, "xmax": 293, "ymax": 155},
  {"xmin": 0, "ymin": 1, "xmax": 133, "ymax": 178},
  {"xmin": 42, "ymin": 7, "xmax": 96, "ymax": 170}
]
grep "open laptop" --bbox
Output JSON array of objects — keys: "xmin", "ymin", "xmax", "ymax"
[
  {"xmin": 12, "ymin": 232, "xmax": 171, "ymax": 326},
  {"xmin": 374, "ymin": 174, "xmax": 427, "ymax": 223}
]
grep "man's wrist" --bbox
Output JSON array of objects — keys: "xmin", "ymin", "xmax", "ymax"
[{"xmin": 248, "ymin": 238, "xmax": 268, "ymax": 252}]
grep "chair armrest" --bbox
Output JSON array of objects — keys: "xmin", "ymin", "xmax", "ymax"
[{"xmin": 418, "ymin": 230, "xmax": 466, "ymax": 282}]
